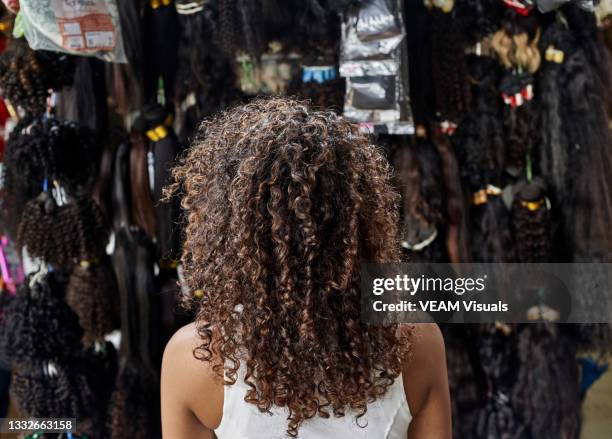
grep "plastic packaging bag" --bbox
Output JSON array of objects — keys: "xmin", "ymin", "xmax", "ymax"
[
  {"xmin": 340, "ymin": 0, "xmax": 412, "ymax": 132},
  {"xmin": 20, "ymin": 0, "xmax": 127, "ymax": 63}
]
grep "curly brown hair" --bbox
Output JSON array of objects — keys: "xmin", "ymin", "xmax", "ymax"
[{"xmin": 168, "ymin": 97, "xmax": 410, "ymax": 436}]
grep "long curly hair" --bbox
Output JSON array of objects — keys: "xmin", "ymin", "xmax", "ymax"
[{"xmin": 167, "ymin": 97, "xmax": 410, "ymax": 436}]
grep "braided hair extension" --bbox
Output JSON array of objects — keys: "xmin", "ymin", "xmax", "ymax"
[{"xmin": 0, "ymin": 38, "xmax": 75, "ymax": 115}]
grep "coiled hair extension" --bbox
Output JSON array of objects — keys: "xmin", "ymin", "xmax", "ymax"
[
  {"xmin": 510, "ymin": 178, "xmax": 552, "ymax": 263},
  {"xmin": 0, "ymin": 39, "xmax": 75, "ymax": 115}
]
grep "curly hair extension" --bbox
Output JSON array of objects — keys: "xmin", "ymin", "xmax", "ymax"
[
  {"xmin": 11, "ymin": 361, "xmax": 96, "ymax": 419},
  {"xmin": 66, "ymin": 259, "xmax": 119, "ymax": 346},
  {"xmin": 510, "ymin": 179, "xmax": 552, "ymax": 263},
  {"xmin": 0, "ymin": 38, "xmax": 75, "ymax": 115},
  {"xmin": 0, "ymin": 274, "xmax": 83, "ymax": 367},
  {"xmin": 166, "ymin": 97, "xmax": 410, "ymax": 437},
  {"xmin": 80, "ymin": 341, "xmax": 118, "ymax": 437},
  {"xmin": 107, "ymin": 359, "xmax": 160, "ymax": 439},
  {"xmin": 18, "ymin": 194, "xmax": 109, "ymax": 268},
  {"xmin": 2, "ymin": 118, "xmax": 100, "ymax": 238}
]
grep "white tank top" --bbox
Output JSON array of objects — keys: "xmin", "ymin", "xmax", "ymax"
[{"xmin": 214, "ymin": 368, "xmax": 412, "ymax": 439}]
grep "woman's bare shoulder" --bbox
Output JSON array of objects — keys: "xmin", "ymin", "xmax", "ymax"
[
  {"xmin": 401, "ymin": 324, "xmax": 448, "ymax": 414},
  {"xmin": 161, "ymin": 323, "xmax": 224, "ymax": 431}
]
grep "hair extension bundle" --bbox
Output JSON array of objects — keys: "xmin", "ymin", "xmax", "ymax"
[
  {"xmin": 562, "ymin": 4, "xmax": 612, "ymax": 101},
  {"xmin": 556, "ymin": 19, "xmax": 612, "ymax": 262},
  {"xmin": 66, "ymin": 258, "xmax": 119, "ymax": 346},
  {"xmin": 511, "ymin": 324, "xmax": 581, "ymax": 439},
  {"xmin": 2, "ymin": 117, "xmax": 100, "ymax": 237},
  {"xmin": 107, "ymin": 359, "xmax": 160, "ymax": 439},
  {"xmin": 511, "ymin": 178, "xmax": 552, "ymax": 263},
  {"xmin": 429, "ymin": 7, "xmax": 471, "ymax": 125},
  {"xmin": 0, "ymin": 38, "xmax": 75, "ymax": 115},
  {"xmin": 129, "ymin": 132, "xmax": 157, "ymax": 240},
  {"xmin": 174, "ymin": 0, "xmax": 241, "ymax": 134},
  {"xmin": 11, "ymin": 361, "xmax": 95, "ymax": 419},
  {"xmin": 107, "ymin": 140, "xmax": 161, "ymax": 439},
  {"xmin": 452, "ymin": 55, "xmax": 514, "ymax": 263},
  {"xmin": 80, "ymin": 341, "xmax": 118, "ymax": 437},
  {"xmin": 18, "ymin": 193, "xmax": 109, "ymax": 268},
  {"xmin": 0, "ymin": 274, "xmax": 83, "ymax": 367},
  {"xmin": 454, "ymin": 0, "xmax": 505, "ymax": 44},
  {"xmin": 388, "ymin": 135, "xmax": 447, "ymax": 262},
  {"xmin": 536, "ymin": 22, "xmax": 572, "ymax": 208},
  {"xmin": 143, "ymin": 0, "xmax": 180, "ymax": 104},
  {"xmin": 431, "ymin": 129, "xmax": 470, "ymax": 263},
  {"xmin": 472, "ymin": 325, "xmax": 526, "ymax": 439},
  {"xmin": 0, "ymin": 273, "xmax": 97, "ymax": 421}
]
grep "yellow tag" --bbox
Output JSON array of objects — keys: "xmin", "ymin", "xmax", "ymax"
[
  {"xmin": 520, "ymin": 199, "xmax": 544, "ymax": 212},
  {"xmin": 146, "ymin": 124, "xmax": 168, "ymax": 142}
]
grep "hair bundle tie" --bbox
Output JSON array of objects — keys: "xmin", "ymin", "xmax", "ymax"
[
  {"xmin": 150, "ymin": 0, "xmax": 172, "ymax": 9},
  {"xmin": 545, "ymin": 45, "xmax": 565, "ymax": 63},
  {"xmin": 175, "ymin": 0, "xmax": 206, "ymax": 15},
  {"xmin": 302, "ymin": 66, "xmax": 337, "ymax": 84},
  {"xmin": 520, "ymin": 198, "xmax": 545, "ymax": 211},
  {"xmin": 472, "ymin": 185, "xmax": 502, "ymax": 205},
  {"xmin": 145, "ymin": 124, "xmax": 169, "ymax": 142},
  {"xmin": 502, "ymin": 0, "xmax": 533, "ymax": 16}
]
